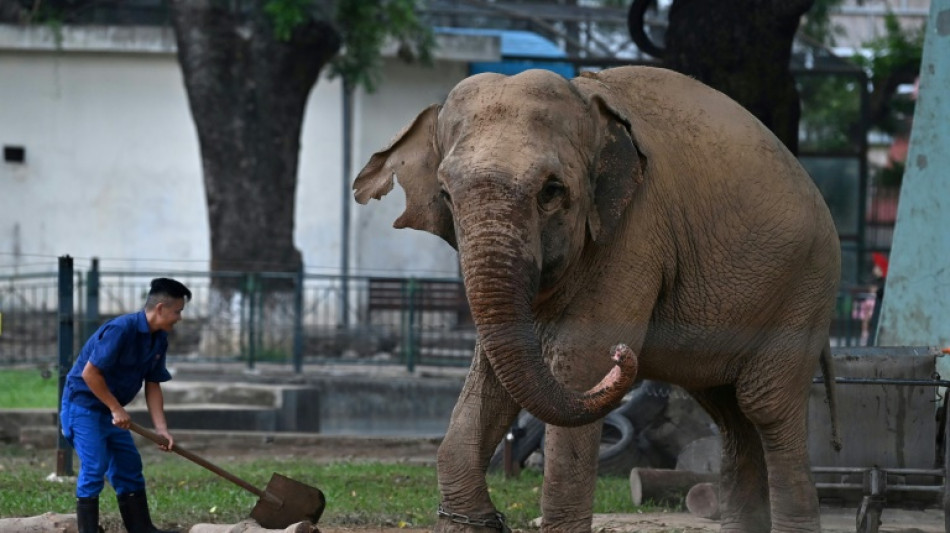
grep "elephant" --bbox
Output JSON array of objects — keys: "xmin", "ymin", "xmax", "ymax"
[{"xmin": 354, "ymin": 66, "xmax": 841, "ymax": 533}]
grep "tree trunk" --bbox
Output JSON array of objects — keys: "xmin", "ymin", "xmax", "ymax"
[
  {"xmin": 629, "ymin": 0, "xmax": 813, "ymax": 155},
  {"xmin": 686, "ymin": 482, "xmax": 722, "ymax": 520},
  {"xmin": 628, "ymin": 467, "xmax": 719, "ymax": 506},
  {"xmin": 167, "ymin": 1, "xmax": 341, "ymax": 289},
  {"xmin": 0, "ymin": 513, "xmax": 77, "ymax": 532}
]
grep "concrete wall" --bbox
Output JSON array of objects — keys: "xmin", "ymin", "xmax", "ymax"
[
  {"xmin": 832, "ymin": 0, "xmax": 930, "ymax": 52},
  {"xmin": 1, "ymin": 48, "xmax": 208, "ymax": 269},
  {"xmin": 0, "ymin": 24, "xmax": 496, "ymax": 277},
  {"xmin": 0, "ymin": 373, "xmax": 465, "ymax": 442}
]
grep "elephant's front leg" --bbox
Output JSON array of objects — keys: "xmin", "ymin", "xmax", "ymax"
[
  {"xmin": 539, "ymin": 338, "xmax": 619, "ymax": 532},
  {"xmin": 540, "ymin": 421, "xmax": 603, "ymax": 532},
  {"xmin": 436, "ymin": 342, "xmax": 521, "ymax": 533}
]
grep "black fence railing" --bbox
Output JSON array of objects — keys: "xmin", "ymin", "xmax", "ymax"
[
  {"xmin": 0, "ymin": 261, "xmax": 477, "ymax": 371},
  {"xmin": 0, "ymin": 260, "xmax": 875, "ymax": 370}
]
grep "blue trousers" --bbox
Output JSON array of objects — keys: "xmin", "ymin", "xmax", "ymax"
[{"xmin": 61, "ymin": 402, "xmax": 145, "ymax": 498}]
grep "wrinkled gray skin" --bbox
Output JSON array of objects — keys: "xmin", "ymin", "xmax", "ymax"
[{"xmin": 354, "ymin": 66, "xmax": 841, "ymax": 533}]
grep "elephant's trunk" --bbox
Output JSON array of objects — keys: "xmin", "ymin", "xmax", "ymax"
[{"xmin": 458, "ymin": 204, "xmax": 637, "ymax": 427}]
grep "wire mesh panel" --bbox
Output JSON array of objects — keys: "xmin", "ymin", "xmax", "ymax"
[
  {"xmin": 92, "ymin": 271, "xmax": 232, "ymax": 359},
  {"xmin": 363, "ymin": 277, "xmax": 475, "ymax": 368},
  {"xmin": 0, "ymin": 267, "xmax": 862, "ymax": 369},
  {"xmin": 0, "ymin": 272, "xmax": 61, "ymax": 364}
]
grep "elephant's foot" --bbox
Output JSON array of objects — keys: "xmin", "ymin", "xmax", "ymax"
[
  {"xmin": 433, "ymin": 504, "xmax": 512, "ymax": 533},
  {"xmin": 539, "ymin": 516, "xmax": 594, "ymax": 533},
  {"xmin": 719, "ymin": 520, "xmax": 770, "ymax": 533}
]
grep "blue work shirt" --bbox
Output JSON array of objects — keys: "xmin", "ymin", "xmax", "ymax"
[{"xmin": 64, "ymin": 310, "xmax": 172, "ymax": 412}]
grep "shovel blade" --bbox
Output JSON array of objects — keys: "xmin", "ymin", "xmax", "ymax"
[{"xmin": 250, "ymin": 473, "xmax": 326, "ymax": 529}]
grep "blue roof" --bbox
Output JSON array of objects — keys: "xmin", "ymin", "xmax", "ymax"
[
  {"xmin": 436, "ymin": 27, "xmax": 567, "ymax": 59},
  {"xmin": 436, "ymin": 27, "xmax": 574, "ymax": 79}
]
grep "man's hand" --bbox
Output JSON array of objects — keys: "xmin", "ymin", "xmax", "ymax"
[
  {"xmin": 154, "ymin": 428, "xmax": 175, "ymax": 452},
  {"xmin": 111, "ymin": 406, "xmax": 131, "ymax": 429},
  {"xmin": 144, "ymin": 382, "xmax": 173, "ymax": 452}
]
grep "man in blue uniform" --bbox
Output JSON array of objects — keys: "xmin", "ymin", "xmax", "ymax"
[{"xmin": 61, "ymin": 277, "xmax": 191, "ymax": 533}]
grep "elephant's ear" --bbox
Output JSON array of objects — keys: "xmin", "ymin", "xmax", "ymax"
[
  {"xmin": 571, "ymin": 72, "xmax": 647, "ymax": 242},
  {"xmin": 575, "ymin": 79, "xmax": 647, "ymax": 244},
  {"xmin": 353, "ymin": 104, "xmax": 456, "ymax": 248}
]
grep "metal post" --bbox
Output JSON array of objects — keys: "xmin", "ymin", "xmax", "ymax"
[
  {"xmin": 76, "ymin": 271, "xmax": 84, "ymax": 353},
  {"xmin": 84, "ymin": 258, "xmax": 100, "ymax": 342},
  {"xmin": 246, "ymin": 274, "xmax": 257, "ymax": 371},
  {"xmin": 405, "ymin": 278, "xmax": 418, "ymax": 373},
  {"xmin": 856, "ymin": 71, "xmax": 870, "ymax": 283},
  {"xmin": 340, "ymin": 81, "xmax": 354, "ymax": 329},
  {"xmin": 56, "ymin": 255, "xmax": 74, "ymax": 476},
  {"xmin": 293, "ymin": 265, "xmax": 304, "ymax": 373},
  {"xmin": 942, "ymin": 399, "xmax": 950, "ymax": 530}
]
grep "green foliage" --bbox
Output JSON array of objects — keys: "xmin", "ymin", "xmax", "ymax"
[
  {"xmin": 800, "ymin": 0, "xmax": 847, "ymax": 46},
  {"xmin": 853, "ymin": 11, "xmax": 924, "ymax": 135},
  {"xmin": 0, "ymin": 447, "xmax": 653, "ymax": 529},
  {"xmin": 262, "ymin": 0, "xmax": 435, "ymax": 93},
  {"xmin": 264, "ymin": 0, "xmax": 313, "ymax": 41},
  {"xmin": 0, "ymin": 368, "xmax": 59, "ymax": 408},
  {"xmin": 855, "ymin": 12, "xmax": 924, "ymax": 85},
  {"xmin": 330, "ymin": 0, "xmax": 435, "ymax": 92},
  {"xmin": 798, "ymin": 7, "xmax": 923, "ymax": 157},
  {"xmin": 248, "ymin": 348, "xmax": 290, "ymax": 363},
  {"xmin": 798, "ymin": 74, "xmax": 862, "ymax": 153},
  {"xmin": 875, "ymin": 160, "xmax": 905, "ymax": 187}
]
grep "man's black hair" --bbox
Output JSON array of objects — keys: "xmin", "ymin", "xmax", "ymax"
[{"xmin": 145, "ymin": 278, "xmax": 192, "ymax": 309}]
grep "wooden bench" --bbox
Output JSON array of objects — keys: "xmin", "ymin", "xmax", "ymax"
[{"xmin": 367, "ymin": 278, "xmax": 472, "ymax": 326}]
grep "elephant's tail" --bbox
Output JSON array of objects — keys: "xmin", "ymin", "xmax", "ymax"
[{"xmin": 819, "ymin": 342, "xmax": 842, "ymax": 452}]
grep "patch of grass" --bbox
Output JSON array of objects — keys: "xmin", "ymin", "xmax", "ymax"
[
  {"xmin": 0, "ymin": 368, "xmax": 59, "ymax": 408},
  {"xmin": 0, "ymin": 369, "xmax": 669, "ymax": 527},
  {"xmin": 0, "ymin": 446, "xmax": 661, "ymax": 530}
]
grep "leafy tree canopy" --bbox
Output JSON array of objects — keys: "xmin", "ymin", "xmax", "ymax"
[
  {"xmin": 264, "ymin": 0, "xmax": 434, "ymax": 92},
  {"xmin": 854, "ymin": 11, "xmax": 924, "ymax": 135}
]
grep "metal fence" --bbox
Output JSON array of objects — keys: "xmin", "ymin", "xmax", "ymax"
[
  {"xmin": 0, "ymin": 259, "xmax": 477, "ymax": 371},
  {"xmin": 0, "ymin": 258, "xmax": 873, "ymax": 370}
]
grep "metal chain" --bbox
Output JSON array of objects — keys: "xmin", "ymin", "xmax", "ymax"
[{"xmin": 437, "ymin": 504, "xmax": 512, "ymax": 533}]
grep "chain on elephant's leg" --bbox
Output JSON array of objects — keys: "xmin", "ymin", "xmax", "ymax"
[
  {"xmin": 435, "ymin": 348, "xmax": 520, "ymax": 533},
  {"xmin": 435, "ymin": 426, "xmax": 516, "ymax": 533}
]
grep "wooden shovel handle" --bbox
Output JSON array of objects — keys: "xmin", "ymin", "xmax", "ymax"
[{"xmin": 129, "ymin": 422, "xmax": 267, "ymax": 500}]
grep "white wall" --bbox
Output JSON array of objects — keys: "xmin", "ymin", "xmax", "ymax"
[
  {"xmin": 0, "ymin": 51, "xmax": 208, "ymax": 272},
  {"xmin": 348, "ymin": 60, "xmax": 469, "ymax": 279},
  {"xmin": 0, "ymin": 25, "xmax": 497, "ymax": 277}
]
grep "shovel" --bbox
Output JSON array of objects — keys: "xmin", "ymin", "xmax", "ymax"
[{"xmin": 129, "ymin": 422, "xmax": 326, "ymax": 529}]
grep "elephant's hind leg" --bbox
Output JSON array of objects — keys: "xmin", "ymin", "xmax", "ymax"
[
  {"xmin": 736, "ymin": 363, "xmax": 820, "ymax": 533},
  {"xmin": 692, "ymin": 386, "xmax": 771, "ymax": 533},
  {"xmin": 436, "ymin": 342, "xmax": 521, "ymax": 532}
]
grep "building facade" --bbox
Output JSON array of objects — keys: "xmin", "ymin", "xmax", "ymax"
[{"xmin": 0, "ymin": 24, "xmax": 498, "ymax": 277}]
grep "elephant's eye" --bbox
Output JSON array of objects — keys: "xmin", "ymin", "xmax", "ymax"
[
  {"xmin": 538, "ymin": 177, "xmax": 567, "ymax": 211},
  {"xmin": 439, "ymin": 187, "xmax": 452, "ymax": 206}
]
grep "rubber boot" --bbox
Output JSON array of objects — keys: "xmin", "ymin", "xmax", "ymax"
[
  {"xmin": 117, "ymin": 490, "xmax": 178, "ymax": 533},
  {"xmin": 76, "ymin": 496, "xmax": 103, "ymax": 533}
]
